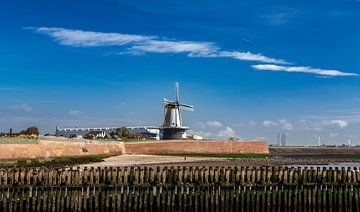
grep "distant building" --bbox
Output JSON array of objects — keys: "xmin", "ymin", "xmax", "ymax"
[
  {"xmin": 281, "ymin": 134, "xmax": 287, "ymax": 146},
  {"xmin": 187, "ymin": 134, "xmax": 203, "ymax": 140},
  {"xmin": 277, "ymin": 133, "xmax": 287, "ymax": 146},
  {"xmin": 0, "ymin": 129, "xmax": 21, "ymax": 137},
  {"xmin": 55, "ymin": 126, "xmax": 160, "ymax": 140},
  {"xmin": 55, "ymin": 127, "xmax": 117, "ymax": 138},
  {"xmin": 127, "ymin": 127, "xmax": 160, "ymax": 140},
  {"xmin": 277, "ymin": 133, "xmax": 281, "ymax": 146}
]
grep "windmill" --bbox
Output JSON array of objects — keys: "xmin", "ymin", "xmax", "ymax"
[{"xmin": 161, "ymin": 82, "xmax": 194, "ymax": 139}]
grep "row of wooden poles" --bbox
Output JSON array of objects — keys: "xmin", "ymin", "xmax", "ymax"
[
  {"xmin": 0, "ymin": 185, "xmax": 359, "ymax": 211},
  {"xmin": 0, "ymin": 166, "xmax": 359, "ymax": 187}
]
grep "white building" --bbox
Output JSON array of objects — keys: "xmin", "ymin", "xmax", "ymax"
[{"xmin": 55, "ymin": 126, "xmax": 160, "ymax": 140}]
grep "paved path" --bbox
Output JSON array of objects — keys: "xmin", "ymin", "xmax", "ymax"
[{"xmin": 80, "ymin": 154, "xmax": 225, "ymax": 167}]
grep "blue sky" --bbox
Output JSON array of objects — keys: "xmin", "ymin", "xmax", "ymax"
[{"xmin": 1, "ymin": 0, "xmax": 360, "ymax": 145}]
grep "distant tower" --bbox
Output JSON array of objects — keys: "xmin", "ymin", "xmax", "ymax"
[
  {"xmin": 277, "ymin": 133, "xmax": 281, "ymax": 146},
  {"xmin": 317, "ymin": 135, "xmax": 321, "ymax": 146},
  {"xmin": 281, "ymin": 133, "xmax": 287, "ymax": 146},
  {"xmin": 348, "ymin": 138, "xmax": 351, "ymax": 147},
  {"xmin": 55, "ymin": 126, "xmax": 59, "ymax": 136},
  {"xmin": 161, "ymin": 82, "xmax": 194, "ymax": 139}
]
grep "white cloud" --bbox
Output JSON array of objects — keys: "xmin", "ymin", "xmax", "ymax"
[
  {"xmin": 215, "ymin": 51, "xmax": 288, "ymax": 64},
  {"xmin": 129, "ymin": 40, "xmax": 217, "ymax": 55},
  {"xmin": 217, "ymin": 127, "xmax": 236, "ymax": 138},
  {"xmin": 263, "ymin": 120, "xmax": 278, "ymax": 127},
  {"xmin": 278, "ymin": 119, "xmax": 294, "ymax": 131},
  {"xmin": 261, "ymin": 11, "xmax": 294, "ymax": 26},
  {"xmin": 30, "ymin": 27, "xmax": 153, "ymax": 47},
  {"xmin": 28, "ymin": 27, "xmax": 288, "ymax": 64},
  {"xmin": 312, "ymin": 127, "xmax": 323, "ymax": 132},
  {"xmin": 248, "ymin": 120, "xmax": 257, "ymax": 127},
  {"xmin": 29, "ymin": 27, "xmax": 357, "ymax": 77},
  {"xmin": 206, "ymin": 121, "xmax": 223, "ymax": 128},
  {"xmin": 323, "ymin": 120, "xmax": 349, "ymax": 128},
  {"xmin": 69, "ymin": 110, "xmax": 81, "ymax": 116},
  {"xmin": 329, "ymin": 132, "xmax": 339, "ymax": 138},
  {"xmin": 278, "ymin": 119, "xmax": 287, "ymax": 124},
  {"xmin": 252, "ymin": 64, "xmax": 358, "ymax": 77},
  {"xmin": 190, "ymin": 126, "xmax": 237, "ymax": 139},
  {"xmin": 11, "ymin": 104, "xmax": 32, "ymax": 112},
  {"xmin": 282, "ymin": 123, "xmax": 294, "ymax": 131},
  {"xmin": 189, "ymin": 130, "xmax": 214, "ymax": 139},
  {"xmin": 0, "ymin": 87, "xmax": 24, "ymax": 92},
  {"xmin": 263, "ymin": 119, "xmax": 293, "ymax": 131}
]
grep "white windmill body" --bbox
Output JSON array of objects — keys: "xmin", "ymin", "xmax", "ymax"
[{"xmin": 161, "ymin": 82, "xmax": 194, "ymax": 139}]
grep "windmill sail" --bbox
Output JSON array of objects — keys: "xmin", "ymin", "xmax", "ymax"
[{"xmin": 176, "ymin": 82, "xmax": 179, "ymax": 103}]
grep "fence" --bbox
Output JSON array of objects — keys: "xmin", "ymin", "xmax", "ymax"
[{"xmin": 0, "ymin": 166, "xmax": 359, "ymax": 211}]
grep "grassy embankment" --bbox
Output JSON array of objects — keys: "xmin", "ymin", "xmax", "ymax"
[
  {"xmin": 270, "ymin": 147, "xmax": 360, "ymax": 159},
  {"xmin": 0, "ymin": 136, "xmax": 38, "ymax": 141},
  {"xmin": 155, "ymin": 153, "xmax": 271, "ymax": 158},
  {"xmin": 0, "ymin": 155, "xmax": 111, "ymax": 169},
  {"xmin": 288, "ymin": 154, "xmax": 360, "ymax": 159},
  {"xmin": 111, "ymin": 139, "xmax": 148, "ymax": 143}
]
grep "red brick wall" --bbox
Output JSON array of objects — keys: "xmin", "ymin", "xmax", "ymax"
[
  {"xmin": 124, "ymin": 140, "xmax": 269, "ymax": 155},
  {"xmin": 0, "ymin": 140, "xmax": 268, "ymax": 160},
  {"xmin": 0, "ymin": 141, "xmax": 126, "ymax": 160}
]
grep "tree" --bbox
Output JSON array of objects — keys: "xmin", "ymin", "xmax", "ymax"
[
  {"xmin": 20, "ymin": 126, "xmax": 40, "ymax": 136},
  {"xmin": 115, "ymin": 127, "xmax": 130, "ymax": 138}
]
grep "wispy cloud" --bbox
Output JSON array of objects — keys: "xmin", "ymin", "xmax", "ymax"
[
  {"xmin": 27, "ymin": 27, "xmax": 288, "ymax": 64},
  {"xmin": 261, "ymin": 11, "xmax": 295, "ymax": 26},
  {"xmin": 263, "ymin": 119, "xmax": 294, "ymax": 131},
  {"xmin": 190, "ymin": 126, "xmax": 237, "ymax": 139},
  {"xmin": 128, "ymin": 40, "xmax": 216, "ymax": 55},
  {"xmin": 252, "ymin": 64, "xmax": 358, "ymax": 77},
  {"xmin": 10, "ymin": 104, "xmax": 32, "ymax": 112},
  {"xmin": 213, "ymin": 51, "xmax": 288, "ymax": 64},
  {"xmin": 68, "ymin": 110, "xmax": 81, "ymax": 116},
  {"xmin": 329, "ymin": 132, "xmax": 339, "ymax": 138},
  {"xmin": 263, "ymin": 120, "xmax": 278, "ymax": 127},
  {"xmin": 206, "ymin": 121, "xmax": 223, "ymax": 128},
  {"xmin": 0, "ymin": 87, "xmax": 25, "ymax": 92},
  {"xmin": 27, "ymin": 27, "xmax": 153, "ymax": 47},
  {"xmin": 323, "ymin": 120, "xmax": 349, "ymax": 129},
  {"xmin": 248, "ymin": 120, "xmax": 257, "ymax": 127},
  {"xmin": 27, "ymin": 27, "xmax": 357, "ymax": 77},
  {"xmin": 217, "ymin": 127, "xmax": 236, "ymax": 138},
  {"xmin": 279, "ymin": 119, "xmax": 294, "ymax": 131}
]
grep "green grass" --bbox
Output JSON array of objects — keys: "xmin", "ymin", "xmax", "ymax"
[
  {"xmin": 0, "ymin": 136, "xmax": 38, "ymax": 141},
  {"xmin": 288, "ymin": 154, "xmax": 360, "ymax": 159},
  {"xmin": 0, "ymin": 155, "xmax": 110, "ymax": 168},
  {"xmin": 270, "ymin": 146, "xmax": 360, "ymax": 149},
  {"xmin": 98, "ymin": 139, "xmax": 153, "ymax": 143},
  {"xmin": 155, "ymin": 152, "xmax": 270, "ymax": 158}
]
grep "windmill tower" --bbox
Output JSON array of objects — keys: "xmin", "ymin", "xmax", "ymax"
[{"xmin": 161, "ymin": 82, "xmax": 194, "ymax": 139}]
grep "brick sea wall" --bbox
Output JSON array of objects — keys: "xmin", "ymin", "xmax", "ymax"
[
  {"xmin": 0, "ymin": 139, "xmax": 268, "ymax": 160},
  {"xmin": 0, "ymin": 141, "xmax": 126, "ymax": 160},
  {"xmin": 125, "ymin": 140, "xmax": 269, "ymax": 155}
]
